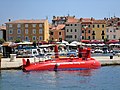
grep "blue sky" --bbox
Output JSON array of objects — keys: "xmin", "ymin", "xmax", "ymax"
[{"xmin": 0, "ymin": 0, "xmax": 120, "ymax": 25}]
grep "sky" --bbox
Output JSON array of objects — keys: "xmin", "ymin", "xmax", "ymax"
[{"xmin": 0, "ymin": 0, "xmax": 120, "ymax": 25}]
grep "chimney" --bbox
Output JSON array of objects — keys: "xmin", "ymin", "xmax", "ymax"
[
  {"xmin": 80, "ymin": 18, "xmax": 83, "ymax": 22},
  {"xmin": 91, "ymin": 17, "xmax": 94, "ymax": 21},
  {"xmin": 9, "ymin": 19, "xmax": 11, "ymax": 22}
]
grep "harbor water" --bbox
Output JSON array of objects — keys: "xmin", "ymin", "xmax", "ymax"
[{"xmin": 0, "ymin": 66, "xmax": 120, "ymax": 90}]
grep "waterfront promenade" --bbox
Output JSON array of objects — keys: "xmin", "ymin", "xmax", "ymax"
[{"xmin": 0, "ymin": 55, "xmax": 120, "ymax": 70}]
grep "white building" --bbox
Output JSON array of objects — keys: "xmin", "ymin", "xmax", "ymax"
[
  {"xmin": 106, "ymin": 26, "xmax": 120, "ymax": 40},
  {"xmin": 65, "ymin": 17, "xmax": 81, "ymax": 42}
]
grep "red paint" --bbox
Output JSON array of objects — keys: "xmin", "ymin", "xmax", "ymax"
[{"xmin": 22, "ymin": 46, "xmax": 101, "ymax": 71}]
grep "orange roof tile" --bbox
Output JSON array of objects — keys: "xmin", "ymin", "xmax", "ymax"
[
  {"xmin": 51, "ymin": 24, "xmax": 65, "ymax": 30},
  {"xmin": 6, "ymin": 19, "xmax": 47, "ymax": 24},
  {"xmin": 93, "ymin": 20, "xmax": 106, "ymax": 24},
  {"xmin": 0, "ymin": 26, "xmax": 6, "ymax": 30}
]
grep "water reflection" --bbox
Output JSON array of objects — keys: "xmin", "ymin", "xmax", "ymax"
[
  {"xmin": 62, "ymin": 70, "xmax": 93, "ymax": 76},
  {"xmin": 1, "ymin": 67, "xmax": 120, "ymax": 90}
]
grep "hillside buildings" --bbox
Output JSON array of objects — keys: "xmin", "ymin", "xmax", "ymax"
[{"xmin": 3, "ymin": 16, "xmax": 120, "ymax": 43}]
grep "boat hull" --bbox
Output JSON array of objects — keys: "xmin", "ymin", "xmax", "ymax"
[{"xmin": 23, "ymin": 58, "xmax": 101, "ymax": 71}]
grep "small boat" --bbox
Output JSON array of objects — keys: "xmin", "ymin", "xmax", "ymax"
[{"xmin": 22, "ymin": 45, "xmax": 101, "ymax": 71}]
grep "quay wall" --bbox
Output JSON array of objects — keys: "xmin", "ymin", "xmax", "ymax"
[{"xmin": 0, "ymin": 56, "xmax": 120, "ymax": 70}]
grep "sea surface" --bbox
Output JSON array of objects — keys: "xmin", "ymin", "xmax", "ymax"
[{"xmin": 0, "ymin": 66, "xmax": 120, "ymax": 90}]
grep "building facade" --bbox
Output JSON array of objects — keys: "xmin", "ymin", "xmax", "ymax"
[
  {"xmin": 106, "ymin": 21, "xmax": 120, "ymax": 40},
  {"xmin": 80, "ymin": 18, "xmax": 93, "ymax": 40},
  {"xmin": 49, "ymin": 24, "xmax": 65, "ymax": 42},
  {"xmin": 65, "ymin": 22, "xmax": 81, "ymax": 42},
  {"xmin": 92, "ymin": 20, "xmax": 106, "ymax": 40},
  {"xmin": 6, "ymin": 19, "xmax": 49, "ymax": 42},
  {"xmin": 0, "ymin": 25, "xmax": 6, "ymax": 41},
  {"xmin": 65, "ymin": 16, "xmax": 82, "ymax": 42}
]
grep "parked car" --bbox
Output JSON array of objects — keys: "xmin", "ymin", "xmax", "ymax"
[
  {"xmin": 67, "ymin": 50, "xmax": 78, "ymax": 57},
  {"xmin": 94, "ymin": 49, "xmax": 103, "ymax": 53},
  {"xmin": 113, "ymin": 50, "xmax": 120, "ymax": 56}
]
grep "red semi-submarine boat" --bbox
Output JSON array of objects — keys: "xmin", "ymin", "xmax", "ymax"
[{"xmin": 22, "ymin": 45, "xmax": 101, "ymax": 71}]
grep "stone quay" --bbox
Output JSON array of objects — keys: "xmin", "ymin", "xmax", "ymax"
[{"xmin": 0, "ymin": 55, "xmax": 120, "ymax": 70}]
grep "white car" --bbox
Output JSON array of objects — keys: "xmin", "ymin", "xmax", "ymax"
[
  {"xmin": 116, "ymin": 53, "xmax": 120, "ymax": 57},
  {"xmin": 94, "ymin": 49, "xmax": 103, "ymax": 53}
]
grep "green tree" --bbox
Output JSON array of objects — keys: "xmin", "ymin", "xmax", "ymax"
[
  {"xmin": 104, "ymin": 38, "xmax": 109, "ymax": 44},
  {"xmin": 0, "ymin": 39, "xmax": 5, "ymax": 44},
  {"xmin": 15, "ymin": 39, "xmax": 21, "ymax": 43},
  {"xmin": 33, "ymin": 41, "xmax": 36, "ymax": 47}
]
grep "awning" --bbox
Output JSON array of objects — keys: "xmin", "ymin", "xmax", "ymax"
[
  {"xmin": 81, "ymin": 40, "xmax": 90, "ymax": 43},
  {"xmin": 91, "ymin": 40, "xmax": 103, "ymax": 44},
  {"xmin": 107, "ymin": 40, "xmax": 119, "ymax": 44},
  {"xmin": 2, "ymin": 42, "xmax": 18, "ymax": 47},
  {"xmin": 17, "ymin": 41, "xmax": 33, "ymax": 45}
]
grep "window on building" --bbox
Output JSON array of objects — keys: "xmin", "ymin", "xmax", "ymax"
[
  {"xmin": 32, "ymin": 24, "xmax": 36, "ymax": 27},
  {"xmin": 9, "ymin": 29, "xmax": 13, "ymax": 34},
  {"xmin": 92, "ymin": 31, "xmax": 95, "ymax": 35},
  {"xmin": 9, "ymin": 24, "xmax": 12, "ymax": 27},
  {"xmin": 66, "ymin": 35, "xmax": 72, "ymax": 38},
  {"xmin": 39, "ymin": 29, "xmax": 43, "ymax": 34},
  {"xmin": 51, "ymin": 32, "xmax": 53, "ymax": 35},
  {"xmin": 17, "ymin": 36, "xmax": 21, "ymax": 39},
  {"xmin": 25, "ymin": 36, "xmax": 29, "ymax": 41},
  {"xmin": 59, "ymin": 38, "xmax": 62, "ymax": 42},
  {"xmin": 39, "ymin": 36, "xmax": 43, "ymax": 40},
  {"xmin": 93, "ymin": 25, "xmax": 95, "ymax": 28},
  {"xmin": 9, "ymin": 36, "xmax": 13, "ymax": 40},
  {"xmin": 71, "ymin": 24, "xmax": 72, "ymax": 26},
  {"xmin": 25, "ymin": 24, "xmax": 28, "ymax": 28},
  {"xmin": 75, "ymin": 35, "xmax": 77, "ymax": 38},
  {"xmin": 82, "ymin": 36, "xmax": 84, "ymax": 39},
  {"xmin": 101, "ymin": 31, "xmax": 105, "ymax": 35},
  {"xmin": 17, "ymin": 29, "xmax": 21, "ymax": 34},
  {"xmin": 67, "ymin": 29, "xmax": 69, "ymax": 32},
  {"xmin": 88, "ymin": 36, "xmax": 90, "ymax": 39},
  {"xmin": 71, "ymin": 29, "xmax": 72, "ymax": 32},
  {"xmin": 25, "ymin": 29, "xmax": 28, "ymax": 34},
  {"xmin": 113, "ymin": 29, "xmax": 116, "ymax": 32},
  {"xmin": 107, "ymin": 29, "xmax": 109, "ymax": 32},
  {"xmin": 51, "ymin": 38, "xmax": 54, "ymax": 40},
  {"xmin": 97, "ymin": 25, "xmax": 100, "ymax": 28},
  {"xmin": 107, "ymin": 35, "xmax": 109, "ymax": 39},
  {"xmin": 33, "ymin": 36, "xmax": 36, "ymax": 40},
  {"xmin": 75, "ymin": 24, "xmax": 77, "ymax": 26},
  {"xmin": 17, "ymin": 24, "xmax": 21, "ymax": 28},
  {"xmin": 88, "ymin": 30, "xmax": 90, "ymax": 33},
  {"xmin": 33, "ymin": 29, "xmax": 36, "ymax": 34},
  {"xmin": 88, "ymin": 25, "xmax": 90, "ymax": 28},
  {"xmin": 102, "ymin": 36, "xmax": 104, "ymax": 39},
  {"xmin": 92, "ymin": 36, "xmax": 95, "ymax": 39},
  {"xmin": 102, "ymin": 25, "xmax": 104, "ymax": 28},
  {"xmin": 39, "ymin": 24, "xmax": 42, "ymax": 27},
  {"xmin": 59, "ymin": 32, "xmax": 61, "ymax": 35},
  {"xmin": 82, "ymin": 30, "xmax": 84, "ymax": 33},
  {"xmin": 66, "ymin": 24, "xmax": 68, "ymax": 26},
  {"xmin": 75, "ymin": 29, "xmax": 77, "ymax": 32},
  {"xmin": 82, "ymin": 25, "xmax": 84, "ymax": 28},
  {"xmin": 113, "ymin": 35, "xmax": 116, "ymax": 39}
]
